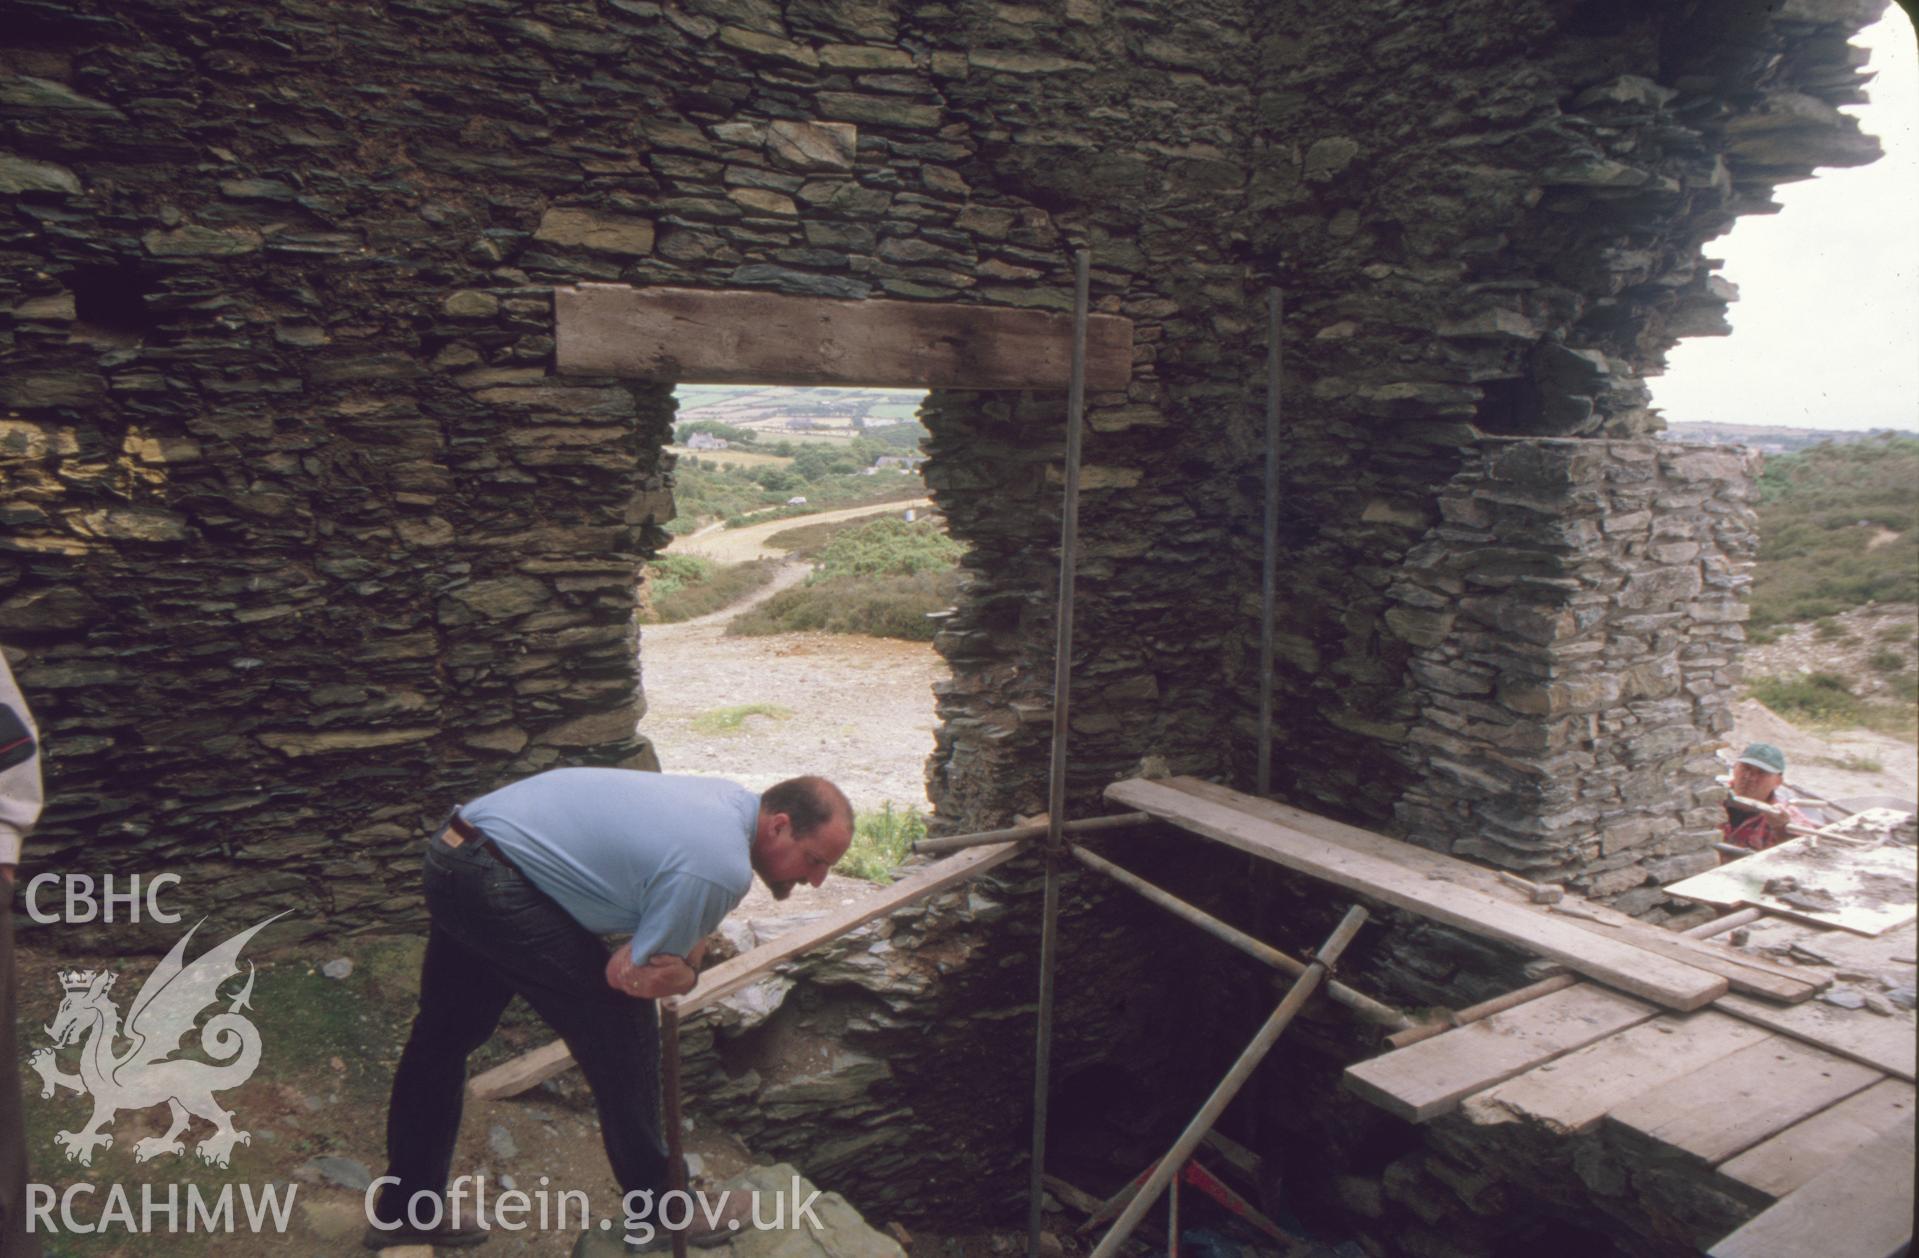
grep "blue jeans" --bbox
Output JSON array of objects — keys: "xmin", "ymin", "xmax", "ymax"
[{"xmin": 375, "ymin": 821, "xmax": 665, "ymax": 1224}]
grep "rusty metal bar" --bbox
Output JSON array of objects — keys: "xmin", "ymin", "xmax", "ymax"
[
  {"xmin": 1257, "ymin": 287, "xmax": 1282, "ymax": 797},
  {"xmin": 1087, "ymin": 905, "xmax": 1371, "ymax": 1258},
  {"xmin": 913, "ymin": 811, "xmax": 1153, "ymax": 855},
  {"xmin": 1071, "ymin": 845, "xmax": 1410, "ymax": 1031},
  {"xmin": 1028, "ymin": 248, "xmax": 1092, "ymax": 1258},
  {"xmin": 662, "ymin": 1001, "xmax": 688, "ymax": 1258}
]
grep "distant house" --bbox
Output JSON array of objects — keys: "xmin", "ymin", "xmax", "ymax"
[
  {"xmin": 874, "ymin": 454, "xmax": 925, "ymax": 470},
  {"xmin": 686, "ymin": 432, "xmax": 729, "ymax": 450},
  {"xmin": 786, "ymin": 496, "xmax": 808, "ymax": 506}
]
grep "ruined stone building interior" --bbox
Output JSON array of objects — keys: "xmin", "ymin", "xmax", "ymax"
[{"xmin": 2, "ymin": 0, "xmax": 1914, "ymax": 1254}]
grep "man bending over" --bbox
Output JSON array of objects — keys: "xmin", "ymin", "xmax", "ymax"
[{"xmin": 368, "ymin": 769, "xmax": 854, "ymax": 1250}]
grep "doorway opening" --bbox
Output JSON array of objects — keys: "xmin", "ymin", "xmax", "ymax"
[{"xmin": 638, "ymin": 381, "xmax": 956, "ymax": 914}]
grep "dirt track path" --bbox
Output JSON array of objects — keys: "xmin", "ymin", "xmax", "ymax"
[{"xmin": 674, "ymin": 497, "xmax": 933, "ymax": 564}]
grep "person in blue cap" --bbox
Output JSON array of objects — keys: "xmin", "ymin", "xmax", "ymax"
[{"xmin": 1721, "ymin": 742, "xmax": 1810, "ymax": 852}]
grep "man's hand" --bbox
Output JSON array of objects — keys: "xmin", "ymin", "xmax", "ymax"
[{"xmin": 605, "ymin": 945, "xmax": 700, "ymax": 999}]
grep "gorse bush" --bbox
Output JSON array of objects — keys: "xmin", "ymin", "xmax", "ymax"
[
  {"xmin": 726, "ymin": 516, "xmax": 963, "ymax": 640},
  {"xmin": 1750, "ymin": 436, "xmax": 1919, "ymax": 629},
  {"xmin": 813, "ymin": 516, "xmax": 963, "ymax": 579}
]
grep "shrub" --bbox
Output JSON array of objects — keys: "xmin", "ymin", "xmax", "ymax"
[
  {"xmin": 810, "ymin": 516, "xmax": 962, "ymax": 579},
  {"xmin": 646, "ymin": 553, "xmax": 712, "ymax": 602},
  {"xmin": 840, "ymin": 802, "xmax": 926, "ymax": 882},
  {"xmin": 727, "ymin": 571, "xmax": 960, "ymax": 641},
  {"xmin": 1749, "ymin": 436, "xmax": 1919, "ymax": 630},
  {"xmin": 1868, "ymin": 648, "xmax": 1908, "ymax": 675},
  {"xmin": 643, "ymin": 557, "xmax": 782, "ymax": 623}
]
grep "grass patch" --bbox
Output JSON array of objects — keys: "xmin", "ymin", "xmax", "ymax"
[
  {"xmin": 1750, "ymin": 672, "xmax": 1918, "ymax": 740},
  {"xmin": 643, "ymin": 557, "xmax": 781, "ymax": 623},
  {"xmin": 1750, "ymin": 671, "xmax": 1861, "ymax": 724},
  {"xmin": 690, "ymin": 703, "xmax": 793, "ymax": 734},
  {"xmin": 1868, "ymin": 648, "xmax": 1908, "ymax": 675},
  {"xmin": 840, "ymin": 802, "xmax": 926, "ymax": 882}
]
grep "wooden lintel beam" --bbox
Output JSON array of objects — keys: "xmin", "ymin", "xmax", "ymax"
[{"xmin": 554, "ymin": 284, "xmax": 1134, "ymax": 391}]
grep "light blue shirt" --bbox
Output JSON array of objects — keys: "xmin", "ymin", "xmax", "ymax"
[{"xmin": 459, "ymin": 769, "xmax": 757, "ymax": 963}]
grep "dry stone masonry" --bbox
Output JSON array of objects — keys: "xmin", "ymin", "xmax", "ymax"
[
  {"xmin": 1, "ymin": 0, "xmax": 1885, "ymax": 932},
  {"xmin": 0, "ymin": 1, "xmax": 1896, "ymax": 1249}
]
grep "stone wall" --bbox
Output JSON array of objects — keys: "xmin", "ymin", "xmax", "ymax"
[
  {"xmin": 1387, "ymin": 438, "xmax": 1759, "ymax": 916},
  {"xmin": 2, "ymin": 0, "xmax": 1886, "ymax": 935},
  {"xmin": 1220, "ymin": 0, "xmax": 1883, "ymax": 894},
  {"xmin": 0, "ymin": 0, "xmax": 1897, "ymax": 1247}
]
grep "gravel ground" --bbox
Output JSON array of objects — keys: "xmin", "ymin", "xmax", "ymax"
[{"xmin": 637, "ymin": 562, "xmax": 947, "ymax": 919}]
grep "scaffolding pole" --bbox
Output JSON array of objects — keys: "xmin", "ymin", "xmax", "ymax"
[
  {"xmin": 1072, "ymin": 846, "xmax": 1410, "ymax": 1031},
  {"xmin": 913, "ymin": 811, "xmax": 1152, "ymax": 855},
  {"xmin": 1087, "ymin": 905, "xmax": 1371, "ymax": 1258},
  {"xmin": 1029, "ymin": 249, "xmax": 1092, "ymax": 1258},
  {"xmin": 1256, "ymin": 287, "xmax": 1282, "ymax": 796}
]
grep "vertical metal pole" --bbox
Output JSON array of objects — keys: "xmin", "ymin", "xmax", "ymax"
[
  {"xmin": 1247, "ymin": 286, "xmax": 1285, "ymax": 1165},
  {"xmin": 1029, "ymin": 248, "xmax": 1092, "ymax": 1258},
  {"xmin": 662, "ymin": 1002, "xmax": 688, "ymax": 1258},
  {"xmin": 1256, "ymin": 287, "xmax": 1282, "ymax": 797}
]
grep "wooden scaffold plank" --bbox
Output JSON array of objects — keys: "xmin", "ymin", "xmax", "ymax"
[
  {"xmin": 1107, "ymin": 776, "xmax": 1727, "ymax": 1011},
  {"xmin": 1718, "ymin": 1077, "xmax": 1917, "ymax": 1199},
  {"xmin": 1715, "ymin": 991, "xmax": 1918, "ymax": 1083},
  {"xmin": 1343, "ymin": 984, "xmax": 1658, "ymax": 1123},
  {"xmin": 1462, "ymin": 1010, "xmax": 1775, "ymax": 1135},
  {"xmin": 1709, "ymin": 1123, "xmax": 1914, "ymax": 1258},
  {"xmin": 1608, "ymin": 1036, "xmax": 1883, "ymax": 1166},
  {"xmin": 1157, "ymin": 777, "xmax": 1822, "ymax": 1004}
]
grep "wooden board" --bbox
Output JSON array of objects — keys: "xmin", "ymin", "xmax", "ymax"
[
  {"xmin": 1342, "ymin": 984, "xmax": 1659, "ymax": 1122},
  {"xmin": 1109, "ymin": 777, "xmax": 1727, "ymax": 1011},
  {"xmin": 1709, "ymin": 1122, "xmax": 1915, "ymax": 1258},
  {"xmin": 1666, "ymin": 833, "xmax": 1918, "ymax": 937},
  {"xmin": 1549, "ymin": 899, "xmax": 1827, "ymax": 1005},
  {"xmin": 467, "ymin": 841, "xmax": 1025, "ymax": 1101},
  {"xmin": 1718, "ymin": 1077, "xmax": 1917, "ymax": 1198},
  {"xmin": 1159, "ymin": 778, "xmax": 1821, "ymax": 1005},
  {"xmin": 1462, "ymin": 1010, "xmax": 1775, "ymax": 1135},
  {"xmin": 556, "ymin": 284, "xmax": 1134, "ymax": 390},
  {"xmin": 1608, "ymin": 1036, "xmax": 1883, "ymax": 1165},
  {"xmin": 1715, "ymin": 992, "xmax": 1917, "ymax": 1083}
]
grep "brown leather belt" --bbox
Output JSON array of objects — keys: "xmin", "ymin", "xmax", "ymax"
[{"xmin": 444, "ymin": 813, "xmax": 519, "ymax": 873}]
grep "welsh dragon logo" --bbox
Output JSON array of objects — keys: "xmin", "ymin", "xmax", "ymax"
[{"xmin": 30, "ymin": 913, "xmax": 284, "ymax": 1168}]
